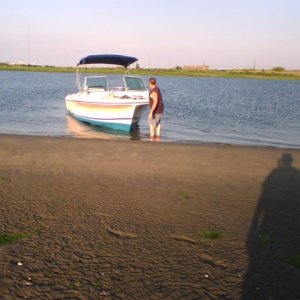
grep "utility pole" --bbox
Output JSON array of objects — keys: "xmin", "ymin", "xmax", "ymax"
[{"xmin": 27, "ymin": 21, "xmax": 30, "ymax": 65}]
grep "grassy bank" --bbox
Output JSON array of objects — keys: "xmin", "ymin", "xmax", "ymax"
[{"xmin": 1, "ymin": 64, "xmax": 300, "ymax": 80}]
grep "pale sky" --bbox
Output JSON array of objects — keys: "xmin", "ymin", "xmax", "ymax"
[{"xmin": 1, "ymin": 0, "xmax": 300, "ymax": 69}]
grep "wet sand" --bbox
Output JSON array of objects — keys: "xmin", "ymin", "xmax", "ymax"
[{"xmin": 0, "ymin": 134, "xmax": 299, "ymax": 299}]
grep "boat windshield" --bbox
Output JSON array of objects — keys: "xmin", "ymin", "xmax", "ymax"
[
  {"xmin": 124, "ymin": 76, "xmax": 147, "ymax": 91},
  {"xmin": 84, "ymin": 76, "xmax": 108, "ymax": 91}
]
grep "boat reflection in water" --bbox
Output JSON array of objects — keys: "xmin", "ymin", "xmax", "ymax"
[{"xmin": 66, "ymin": 114, "xmax": 141, "ymax": 140}]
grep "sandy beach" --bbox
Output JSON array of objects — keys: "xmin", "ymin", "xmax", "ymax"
[{"xmin": 0, "ymin": 134, "xmax": 299, "ymax": 299}]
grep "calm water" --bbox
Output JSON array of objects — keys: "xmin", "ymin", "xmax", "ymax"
[{"xmin": 0, "ymin": 71, "xmax": 299, "ymax": 148}]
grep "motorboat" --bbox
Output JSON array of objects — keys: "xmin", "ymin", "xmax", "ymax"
[{"xmin": 65, "ymin": 54, "xmax": 149, "ymax": 131}]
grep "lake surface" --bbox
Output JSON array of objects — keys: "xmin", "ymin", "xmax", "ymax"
[{"xmin": 0, "ymin": 71, "xmax": 299, "ymax": 148}]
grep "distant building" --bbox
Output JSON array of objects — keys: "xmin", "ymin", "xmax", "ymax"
[{"xmin": 183, "ymin": 65, "xmax": 209, "ymax": 71}]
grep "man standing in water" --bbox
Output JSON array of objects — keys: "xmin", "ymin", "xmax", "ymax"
[{"xmin": 148, "ymin": 77, "xmax": 164, "ymax": 138}]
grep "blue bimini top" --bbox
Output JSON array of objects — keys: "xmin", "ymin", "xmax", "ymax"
[{"xmin": 77, "ymin": 54, "xmax": 138, "ymax": 68}]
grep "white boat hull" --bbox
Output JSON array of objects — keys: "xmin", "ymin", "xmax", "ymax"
[{"xmin": 65, "ymin": 93, "xmax": 149, "ymax": 131}]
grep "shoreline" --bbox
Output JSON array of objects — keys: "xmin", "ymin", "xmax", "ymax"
[
  {"xmin": 1, "ymin": 132, "xmax": 300, "ymax": 151},
  {"xmin": 1, "ymin": 134, "xmax": 299, "ymax": 298},
  {"xmin": 1, "ymin": 65, "xmax": 300, "ymax": 81}
]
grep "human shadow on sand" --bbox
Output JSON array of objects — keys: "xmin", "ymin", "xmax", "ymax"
[{"xmin": 241, "ymin": 153, "xmax": 300, "ymax": 300}]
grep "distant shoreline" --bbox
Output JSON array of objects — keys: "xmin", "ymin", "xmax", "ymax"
[{"xmin": 1, "ymin": 64, "xmax": 300, "ymax": 80}]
